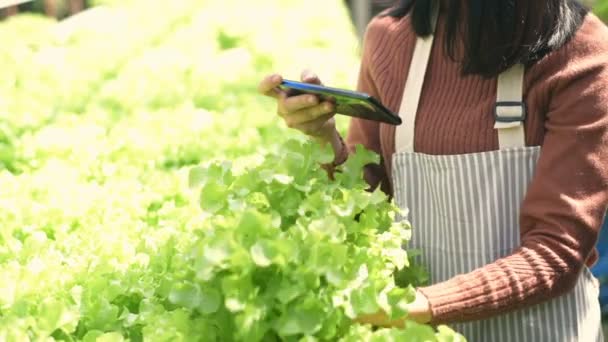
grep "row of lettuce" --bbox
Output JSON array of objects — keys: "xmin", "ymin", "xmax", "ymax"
[{"xmin": 0, "ymin": 0, "xmax": 464, "ymax": 341}]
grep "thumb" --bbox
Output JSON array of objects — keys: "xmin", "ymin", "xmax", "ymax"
[{"xmin": 301, "ymin": 69, "xmax": 322, "ymax": 85}]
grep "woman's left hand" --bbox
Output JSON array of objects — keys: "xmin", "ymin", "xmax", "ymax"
[{"xmin": 354, "ymin": 290, "xmax": 432, "ymax": 328}]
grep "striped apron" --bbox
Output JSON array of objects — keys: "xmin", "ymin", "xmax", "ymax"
[{"xmin": 391, "ymin": 14, "xmax": 603, "ymax": 342}]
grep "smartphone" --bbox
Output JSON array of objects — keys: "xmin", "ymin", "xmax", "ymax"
[{"xmin": 278, "ymin": 80, "xmax": 402, "ymax": 125}]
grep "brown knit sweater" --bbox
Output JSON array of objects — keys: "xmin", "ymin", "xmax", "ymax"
[{"xmin": 343, "ymin": 11, "xmax": 608, "ymax": 324}]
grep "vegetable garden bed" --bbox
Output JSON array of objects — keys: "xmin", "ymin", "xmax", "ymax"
[{"xmin": 0, "ymin": 0, "xmax": 464, "ymax": 341}]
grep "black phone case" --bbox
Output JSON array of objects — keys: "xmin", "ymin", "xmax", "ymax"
[{"xmin": 279, "ymin": 80, "xmax": 402, "ymax": 125}]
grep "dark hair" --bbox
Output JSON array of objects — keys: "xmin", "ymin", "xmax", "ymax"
[{"xmin": 387, "ymin": 0, "xmax": 588, "ymax": 77}]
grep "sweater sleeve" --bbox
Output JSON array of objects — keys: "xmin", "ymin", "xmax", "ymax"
[
  {"xmin": 418, "ymin": 18, "xmax": 608, "ymax": 324},
  {"xmin": 343, "ymin": 19, "xmax": 389, "ymax": 192}
]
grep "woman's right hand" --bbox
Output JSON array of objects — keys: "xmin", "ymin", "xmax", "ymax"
[{"xmin": 258, "ymin": 70, "xmax": 337, "ymax": 142}]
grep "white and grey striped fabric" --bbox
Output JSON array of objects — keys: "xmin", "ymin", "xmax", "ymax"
[{"xmin": 392, "ymin": 147, "xmax": 603, "ymax": 341}]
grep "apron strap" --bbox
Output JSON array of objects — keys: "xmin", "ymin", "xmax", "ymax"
[
  {"xmin": 394, "ymin": 4, "xmax": 526, "ymax": 153},
  {"xmin": 394, "ymin": 4, "xmax": 439, "ymax": 154},
  {"xmin": 495, "ymin": 64, "xmax": 526, "ymax": 149}
]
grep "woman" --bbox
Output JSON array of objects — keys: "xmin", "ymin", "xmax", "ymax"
[{"xmin": 258, "ymin": 0, "xmax": 608, "ymax": 340}]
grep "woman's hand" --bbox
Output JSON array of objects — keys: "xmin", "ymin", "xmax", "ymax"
[
  {"xmin": 258, "ymin": 70, "xmax": 338, "ymax": 142},
  {"xmin": 354, "ymin": 290, "xmax": 432, "ymax": 328}
]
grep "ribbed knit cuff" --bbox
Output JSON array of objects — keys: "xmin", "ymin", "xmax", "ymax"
[
  {"xmin": 418, "ymin": 277, "xmax": 477, "ymax": 324},
  {"xmin": 417, "ymin": 260, "xmax": 558, "ymax": 325},
  {"xmin": 417, "ymin": 271, "xmax": 509, "ymax": 324}
]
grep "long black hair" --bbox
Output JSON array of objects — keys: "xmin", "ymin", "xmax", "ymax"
[{"xmin": 387, "ymin": 0, "xmax": 588, "ymax": 77}]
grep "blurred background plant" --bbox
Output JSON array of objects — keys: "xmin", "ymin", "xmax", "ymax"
[
  {"xmin": 2, "ymin": 0, "xmax": 607, "ymax": 32},
  {"xmin": 597, "ymin": 0, "xmax": 608, "ymax": 20},
  {"xmin": 1, "ymin": 0, "xmax": 84, "ymax": 19}
]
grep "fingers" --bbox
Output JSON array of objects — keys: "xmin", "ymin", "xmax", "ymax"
[
  {"xmin": 279, "ymin": 93, "xmax": 319, "ymax": 113},
  {"xmin": 259, "ymin": 71, "xmax": 323, "ymax": 100},
  {"xmin": 354, "ymin": 312, "xmax": 402, "ymax": 329},
  {"xmin": 259, "ymin": 70, "xmax": 335, "ymax": 137},
  {"xmin": 301, "ymin": 69, "xmax": 322, "ymax": 85},
  {"xmin": 258, "ymin": 73, "xmax": 283, "ymax": 99},
  {"xmin": 282, "ymin": 102, "xmax": 335, "ymax": 126}
]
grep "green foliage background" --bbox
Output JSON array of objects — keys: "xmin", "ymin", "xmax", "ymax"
[
  {"xmin": 596, "ymin": 0, "xmax": 608, "ymax": 22},
  {"xmin": 0, "ymin": 1, "xmax": 466, "ymax": 341}
]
